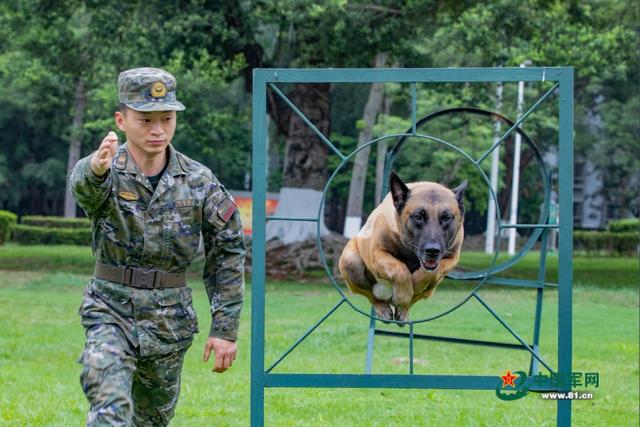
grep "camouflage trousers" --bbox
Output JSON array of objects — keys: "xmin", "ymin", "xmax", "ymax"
[{"xmin": 78, "ymin": 279, "xmax": 199, "ymax": 426}]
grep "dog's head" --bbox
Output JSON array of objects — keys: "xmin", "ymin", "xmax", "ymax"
[{"xmin": 389, "ymin": 171, "xmax": 467, "ymax": 271}]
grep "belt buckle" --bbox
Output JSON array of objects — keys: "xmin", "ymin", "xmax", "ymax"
[{"xmin": 134, "ymin": 269, "xmax": 159, "ymax": 289}]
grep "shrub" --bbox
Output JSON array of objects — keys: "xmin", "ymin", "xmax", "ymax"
[
  {"xmin": 574, "ymin": 231, "xmax": 638, "ymax": 255},
  {"xmin": 12, "ymin": 224, "xmax": 92, "ymax": 245},
  {"xmin": 608, "ymin": 218, "xmax": 639, "ymax": 233},
  {"xmin": 0, "ymin": 210, "xmax": 18, "ymax": 245},
  {"xmin": 20, "ymin": 215, "xmax": 91, "ymax": 229}
]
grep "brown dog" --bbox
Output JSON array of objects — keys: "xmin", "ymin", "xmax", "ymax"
[{"xmin": 339, "ymin": 171, "xmax": 467, "ymax": 322}]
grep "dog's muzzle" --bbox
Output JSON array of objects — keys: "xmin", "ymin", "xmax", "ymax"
[{"xmin": 420, "ymin": 243, "xmax": 442, "ymax": 271}]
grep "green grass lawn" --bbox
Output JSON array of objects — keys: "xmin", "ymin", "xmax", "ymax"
[{"xmin": 0, "ymin": 258, "xmax": 638, "ymax": 426}]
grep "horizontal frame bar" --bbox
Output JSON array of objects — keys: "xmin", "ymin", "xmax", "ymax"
[
  {"xmin": 482, "ymin": 277, "xmax": 558, "ymax": 289},
  {"xmin": 501, "ymin": 223, "xmax": 559, "ymax": 229},
  {"xmin": 258, "ymin": 67, "xmax": 569, "ymax": 83},
  {"xmin": 264, "ymin": 373, "xmax": 561, "ymax": 391},
  {"xmin": 374, "ymin": 330, "xmax": 529, "ymax": 350},
  {"xmin": 266, "ymin": 216, "xmax": 318, "ymax": 222}
]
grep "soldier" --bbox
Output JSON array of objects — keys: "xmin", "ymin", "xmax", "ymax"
[{"xmin": 69, "ymin": 67, "xmax": 245, "ymax": 426}]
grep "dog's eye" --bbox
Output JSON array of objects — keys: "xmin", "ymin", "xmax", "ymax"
[
  {"xmin": 440, "ymin": 213, "xmax": 453, "ymax": 222},
  {"xmin": 411, "ymin": 213, "xmax": 424, "ymax": 224}
]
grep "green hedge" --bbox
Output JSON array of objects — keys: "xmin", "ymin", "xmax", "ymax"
[
  {"xmin": 12, "ymin": 224, "xmax": 92, "ymax": 245},
  {"xmin": 608, "ymin": 218, "xmax": 639, "ymax": 233},
  {"xmin": 20, "ymin": 215, "xmax": 91, "ymax": 229},
  {"xmin": 0, "ymin": 210, "xmax": 18, "ymax": 245},
  {"xmin": 574, "ymin": 231, "xmax": 638, "ymax": 255}
]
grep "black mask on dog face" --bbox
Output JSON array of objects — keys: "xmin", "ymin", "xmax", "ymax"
[{"xmin": 390, "ymin": 171, "xmax": 467, "ymax": 271}]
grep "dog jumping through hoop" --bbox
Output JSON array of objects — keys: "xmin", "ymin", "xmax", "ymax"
[{"xmin": 339, "ymin": 171, "xmax": 467, "ymax": 323}]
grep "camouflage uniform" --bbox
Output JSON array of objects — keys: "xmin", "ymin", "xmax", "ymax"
[{"xmin": 69, "ymin": 68, "xmax": 245, "ymax": 426}]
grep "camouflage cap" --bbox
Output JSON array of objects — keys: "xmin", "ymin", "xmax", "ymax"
[{"xmin": 117, "ymin": 67, "xmax": 185, "ymax": 112}]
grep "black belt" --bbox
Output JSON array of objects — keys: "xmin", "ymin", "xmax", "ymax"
[{"xmin": 94, "ymin": 262, "xmax": 186, "ymax": 289}]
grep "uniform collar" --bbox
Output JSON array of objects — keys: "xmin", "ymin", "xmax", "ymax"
[{"xmin": 114, "ymin": 142, "xmax": 187, "ymax": 177}]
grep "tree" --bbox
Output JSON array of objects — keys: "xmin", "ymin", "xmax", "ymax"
[
  {"xmin": 0, "ymin": 0, "xmax": 250, "ymax": 217},
  {"xmin": 344, "ymin": 52, "xmax": 388, "ymax": 237},
  {"xmin": 226, "ymin": 0, "xmax": 469, "ymax": 241},
  {"xmin": 422, "ymin": 0, "xmax": 638, "ymax": 224}
]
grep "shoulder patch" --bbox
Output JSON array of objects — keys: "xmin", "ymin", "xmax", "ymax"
[{"xmin": 217, "ymin": 198, "xmax": 237, "ymax": 223}]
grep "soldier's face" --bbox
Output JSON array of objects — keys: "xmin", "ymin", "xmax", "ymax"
[{"xmin": 115, "ymin": 109, "xmax": 177, "ymax": 156}]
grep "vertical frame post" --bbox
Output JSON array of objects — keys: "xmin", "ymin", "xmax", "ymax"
[
  {"xmin": 365, "ymin": 307, "xmax": 376, "ymax": 373},
  {"xmin": 557, "ymin": 69, "xmax": 574, "ymax": 427},
  {"xmin": 529, "ymin": 228, "xmax": 548, "ymax": 376},
  {"xmin": 251, "ymin": 70, "xmax": 268, "ymax": 427}
]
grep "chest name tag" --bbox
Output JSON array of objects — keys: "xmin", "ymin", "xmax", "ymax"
[
  {"xmin": 175, "ymin": 200, "xmax": 194, "ymax": 208},
  {"xmin": 118, "ymin": 191, "xmax": 139, "ymax": 201}
]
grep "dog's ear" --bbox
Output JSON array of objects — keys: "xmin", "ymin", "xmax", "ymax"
[
  {"xmin": 451, "ymin": 179, "xmax": 468, "ymax": 216},
  {"xmin": 389, "ymin": 171, "xmax": 410, "ymax": 213}
]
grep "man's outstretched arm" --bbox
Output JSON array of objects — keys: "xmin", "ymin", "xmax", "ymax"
[{"xmin": 68, "ymin": 131, "xmax": 118, "ymax": 218}]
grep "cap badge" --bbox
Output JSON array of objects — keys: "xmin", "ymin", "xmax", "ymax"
[{"xmin": 150, "ymin": 81, "xmax": 167, "ymax": 98}]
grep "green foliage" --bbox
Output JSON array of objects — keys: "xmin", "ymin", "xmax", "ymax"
[
  {"xmin": 0, "ymin": 0, "xmax": 637, "ymax": 228},
  {"xmin": 574, "ymin": 230, "xmax": 638, "ymax": 255},
  {"xmin": 20, "ymin": 216, "xmax": 90, "ymax": 229},
  {"xmin": 420, "ymin": 0, "xmax": 639, "ymax": 220},
  {"xmin": 0, "ymin": 0, "xmax": 253, "ymax": 216},
  {"xmin": 327, "ymin": 133, "xmax": 360, "ymax": 199},
  {"xmin": 167, "ymin": 51, "xmax": 251, "ymax": 190},
  {"xmin": 608, "ymin": 218, "xmax": 640, "ymax": 233},
  {"xmin": 254, "ymin": 0, "xmax": 443, "ymax": 68},
  {"xmin": 325, "ymin": 132, "xmax": 379, "ymax": 225},
  {"xmin": 0, "ymin": 210, "xmax": 17, "ymax": 245},
  {"xmin": 12, "ymin": 224, "xmax": 91, "ymax": 245},
  {"xmin": 590, "ymin": 95, "xmax": 640, "ymax": 217}
]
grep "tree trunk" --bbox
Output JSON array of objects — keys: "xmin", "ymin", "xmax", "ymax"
[
  {"xmin": 281, "ymin": 83, "xmax": 331, "ymax": 191},
  {"xmin": 63, "ymin": 77, "xmax": 87, "ymax": 218},
  {"xmin": 343, "ymin": 52, "xmax": 388, "ymax": 237},
  {"xmin": 266, "ymin": 83, "xmax": 332, "ymax": 243},
  {"xmin": 375, "ymin": 93, "xmax": 394, "ymax": 206}
]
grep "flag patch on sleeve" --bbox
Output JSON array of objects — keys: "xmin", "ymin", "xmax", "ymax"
[{"xmin": 217, "ymin": 198, "xmax": 237, "ymax": 223}]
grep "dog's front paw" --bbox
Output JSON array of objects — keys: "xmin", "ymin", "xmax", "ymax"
[
  {"xmin": 394, "ymin": 306, "xmax": 409, "ymax": 323},
  {"xmin": 373, "ymin": 300, "xmax": 393, "ymax": 321},
  {"xmin": 392, "ymin": 284, "xmax": 413, "ymax": 307}
]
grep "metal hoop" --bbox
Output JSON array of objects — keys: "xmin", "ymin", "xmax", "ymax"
[{"xmin": 316, "ymin": 108, "xmax": 551, "ymax": 325}]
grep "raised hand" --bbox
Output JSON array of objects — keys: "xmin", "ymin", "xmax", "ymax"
[{"xmin": 91, "ymin": 131, "xmax": 119, "ymax": 177}]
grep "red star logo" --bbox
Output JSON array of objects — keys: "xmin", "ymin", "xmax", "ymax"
[{"xmin": 501, "ymin": 370, "xmax": 518, "ymax": 388}]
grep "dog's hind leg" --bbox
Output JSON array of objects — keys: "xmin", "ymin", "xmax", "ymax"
[{"xmin": 339, "ymin": 240, "xmax": 393, "ymax": 320}]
